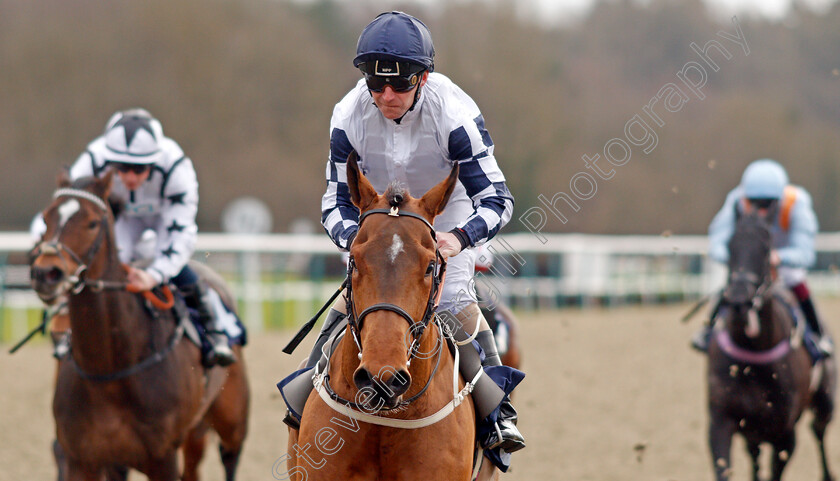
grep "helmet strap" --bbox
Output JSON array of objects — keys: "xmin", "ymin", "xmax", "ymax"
[
  {"xmin": 364, "ymin": 69, "xmax": 427, "ymax": 124},
  {"xmin": 394, "ymin": 71, "xmax": 426, "ymax": 124}
]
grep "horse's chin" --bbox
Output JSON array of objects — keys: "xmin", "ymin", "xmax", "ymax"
[
  {"xmin": 32, "ymin": 285, "xmax": 63, "ymax": 305},
  {"xmin": 378, "ymin": 395, "xmax": 404, "ymax": 411}
]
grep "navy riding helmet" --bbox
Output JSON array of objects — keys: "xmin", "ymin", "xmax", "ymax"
[{"xmin": 353, "ymin": 11, "xmax": 435, "ymax": 72}]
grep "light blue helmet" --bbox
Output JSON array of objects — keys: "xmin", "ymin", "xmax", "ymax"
[{"xmin": 740, "ymin": 159, "xmax": 788, "ymax": 199}]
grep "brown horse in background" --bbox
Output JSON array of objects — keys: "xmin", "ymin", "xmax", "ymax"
[
  {"xmin": 284, "ymin": 154, "xmax": 480, "ymax": 480},
  {"xmin": 707, "ymin": 212, "xmax": 835, "ymax": 481},
  {"xmin": 30, "ymin": 171, "xmax": 249, "ymax": 481}
]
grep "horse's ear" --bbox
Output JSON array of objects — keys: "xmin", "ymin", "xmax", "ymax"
[
  {"xmin": 108, "ymin": 193, "xmax": 126, "ymax": 219},
  {"xmin": 56, "ymin": 167, "xmax": 71, "ymax": 188},
  {"xmin": 420, "ymin": 162, "xmax": 459, "ymax": 219},
  {"xmin": 98, "ymin": 169, "xmax": 114, "ymax": 201},
  {"xmin": 346, "ymin": 151, "xmax": 378, "ymax": 211}
]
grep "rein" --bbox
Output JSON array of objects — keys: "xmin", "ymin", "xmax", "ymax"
[{"xmin": 68, "ymin": 324, "xmax": 185, "ymax": 382}]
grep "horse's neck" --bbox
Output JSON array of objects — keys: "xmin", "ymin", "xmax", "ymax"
[
  {"xmin": 729, "ymin": 298, "xmax": 791, "ymax": 349},
  {"xmin": 67, "ymin": 252, "xmax": 152, "ymax": 371}
]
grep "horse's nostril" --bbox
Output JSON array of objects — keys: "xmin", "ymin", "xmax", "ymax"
[
  {"xmin": 47, "ymin": 267, "xmax": 64, "ymax": 283},
  {"xmin": 386, "ymin": 369, "xmax": 411, "ymax": 397},
  {"xmin": 31, "ymin": 266, "xmax": 64, "ymax": 286},
  {"xmin": 354, "ymin": 367, "xmax": 373, "ymax": 390}
]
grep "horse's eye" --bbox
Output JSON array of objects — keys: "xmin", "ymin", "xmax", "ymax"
[
  {"xmin": 88, "ymin": 220, "xmax": 99, "ymax": 229},
  {"xmin": 425, "ymin": 262, "xmax": 435, "ymax": 276}
]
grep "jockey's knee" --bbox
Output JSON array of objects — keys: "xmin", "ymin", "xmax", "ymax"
[
  {"xmin": 439, "ymin": 303, "xmax": 490, "ymax": 341},
  {"xmin": 170, "ymin": 264, "xmax": 199, "ymax": 289}
]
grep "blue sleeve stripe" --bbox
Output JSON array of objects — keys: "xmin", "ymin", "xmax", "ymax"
[
  {"xmin": 473, "ymin": 115, "xmax": 494, "ymax": 148},
  {"xmin": 328, "ymin": 161, "xmax": 338, "ymax": 182},
  {"xmin": 485, "ymin": 216, "xmax": 503, "ymax": 239},
  {"xmin": 329, "ymin": 223, "xmax": 345, "ymax": 246},
  {"xmin": 457, "ymin": 182, "xmax": 513, "ymax": 246},
  {"xmin": 330, "ymin": 128, "xmax": 353, "ymax": 164},
  {"xmin": 462, "ymin": 217, "xmax": 490, "ymax": 245},
  {"xmin": 447, "ymin": 126, "xmax": 473, "ymax": 161},
  {"xmin": 321, "ymin": 203, "xmax": 359, "ymax": 223},
  {"xmin": 480, "ymin": 184, "xmax": 511, "ymax": 217},
  {"xmin": 458, "ymin": 158, "xmax": 492, "ymax": 197},
  {"xmin": 335, "ymin": 182, "xmax": 352, "ymax": 205}
]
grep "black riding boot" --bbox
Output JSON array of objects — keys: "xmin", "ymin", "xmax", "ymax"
[
  {"xmin": 305, "ymin": 309, "xmax": 349, "ymax": 369},
  {"xmin": 799, "ymin": 296, "xmax": 833, "ymax": 356},
  {"xmin": 282, "ymin": 309, "xmax": 348, "ymax": 429},
  {"xmin": 691, "ymin": 299, "xmax": 723, "ymax": 353},
  {"xmin": 181, "ymin": 281, "xmax": 236, "ymax": 367},
  {"xmin": 691, "ymin": 324, "xmax": 713, "ymax": 352},
  {"xmin": 474, "ymin": 329, "xmax": 526, "ymax": 453}
]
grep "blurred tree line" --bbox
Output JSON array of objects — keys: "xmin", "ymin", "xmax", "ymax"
[{"xmin": 1, "ymin": 0, "xmax": 838, "ymax": 235}]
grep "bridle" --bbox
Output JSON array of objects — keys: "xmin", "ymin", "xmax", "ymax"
[
  {"xmin": 719, "ymin": 215, "xmax": 776, "ymax": 339},
  {"xmin": 30, "ymin": 188, "xmax": 115, "ymax": 298},
  {"xmin": 318, "ymin": 204, "xmax": 469, "ymax": 416},
  {"xmin": 30, "ymin": 187, "xmax": 173, "ymax": 307},
  {"xmin": 344, "ymin": 205, "xmax": 447, "ymax": 364}
]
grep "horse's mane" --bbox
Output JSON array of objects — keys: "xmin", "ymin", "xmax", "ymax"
[
  {"xmin": 727, "ymin": 214, "xmax": 771, "ymax": 275},
  {"xmin": 70, "ymin": 176, "xmax": 98, "ymax": 190},
  {"xmin": 384, "ymin": 181, "xmax": 409, "ymax": 208}
]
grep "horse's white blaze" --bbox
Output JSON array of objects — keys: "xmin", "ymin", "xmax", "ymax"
[
  {"xmin": 58, "ymin": 199, "xmax": 80, "ymax": 228},
  {"xmin": 388, "ymin": 233, "xmax": 404, "ymax": 263}
]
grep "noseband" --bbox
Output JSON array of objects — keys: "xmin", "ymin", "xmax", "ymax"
[
  {"xmin": 345, "ymin": 206, "xmax": 447, "ymax": 363},
  {"xmin": 720, "ymin": 268, "xmax": 773, "ymax": 339}
]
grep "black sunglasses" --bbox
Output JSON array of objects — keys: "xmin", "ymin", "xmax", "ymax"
[
  {"xmin": 747, "ymin": 198, "xmax": 777, "ymax": 209},
  {"xmin": 363, "ymin": 72, "xmax": 422, "ymax": 93},
  {"xmin": 113, "ymin": 163, "xmax": 151, "ymax": 174}
]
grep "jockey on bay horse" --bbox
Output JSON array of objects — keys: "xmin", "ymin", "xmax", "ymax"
[{"xmin": 31, "ymin": 108, "xmax": 235, "ymax": 367}]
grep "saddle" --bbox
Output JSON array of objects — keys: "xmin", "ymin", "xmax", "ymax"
[{"xmin": 172, "ymin": 287, "xmax": 247, "ymax": 356}]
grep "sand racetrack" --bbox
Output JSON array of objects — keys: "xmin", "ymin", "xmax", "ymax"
[{"xmin": 3, "ymin": 300, "xmax": 839, "ymax": 480}]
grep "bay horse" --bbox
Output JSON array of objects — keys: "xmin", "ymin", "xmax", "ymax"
[
  {"xmin": 284, "ymin": 153, "xmax": 483, "ymax": 480},
  {"xmin": 706, "ymin": 211, "xmax": 836, "ymax": 481},
  {"xmin": 29, "ymin": 171, "xmax": 249, "ymax": 481}
]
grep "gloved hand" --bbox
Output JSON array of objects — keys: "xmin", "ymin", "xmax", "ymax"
[
  {"xmin": 126, "ymin": 267, "xmax": 159, "ymax": 292},
  {"xmin": 436, "ymin": 231, "xmax": 463, "ymax": 259}
]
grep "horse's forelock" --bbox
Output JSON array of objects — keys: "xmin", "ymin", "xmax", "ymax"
[
  {"xmin": 70, "ymin": 176, "xmax": 99, "ymax": 191},
  {"xmin": 384, "ymin": 181, "xmax": 409, "ymax": 208},
  {"xmin": 731, "ymin": 214, "xmax": 771, "ymax": 247},
  {"xmin": 728, "ymin": 214, "xmax": 771, "ymax": 273}
]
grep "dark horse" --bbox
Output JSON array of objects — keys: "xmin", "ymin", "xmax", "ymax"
[
  {"xmin": 30, "ymin": 171, "xmax": 249, "ymax": 481},
  {"xmin": 707, "ymin": 211, "xmax": 836, "ymax": 481},
  {"xmin": 284, "ymin": 153, "xmax": 486, "ymax": 480}
]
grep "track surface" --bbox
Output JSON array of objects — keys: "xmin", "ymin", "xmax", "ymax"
[{"xmin": 3, "ymin": 301, "xmax": 839, "ymax": 480}]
